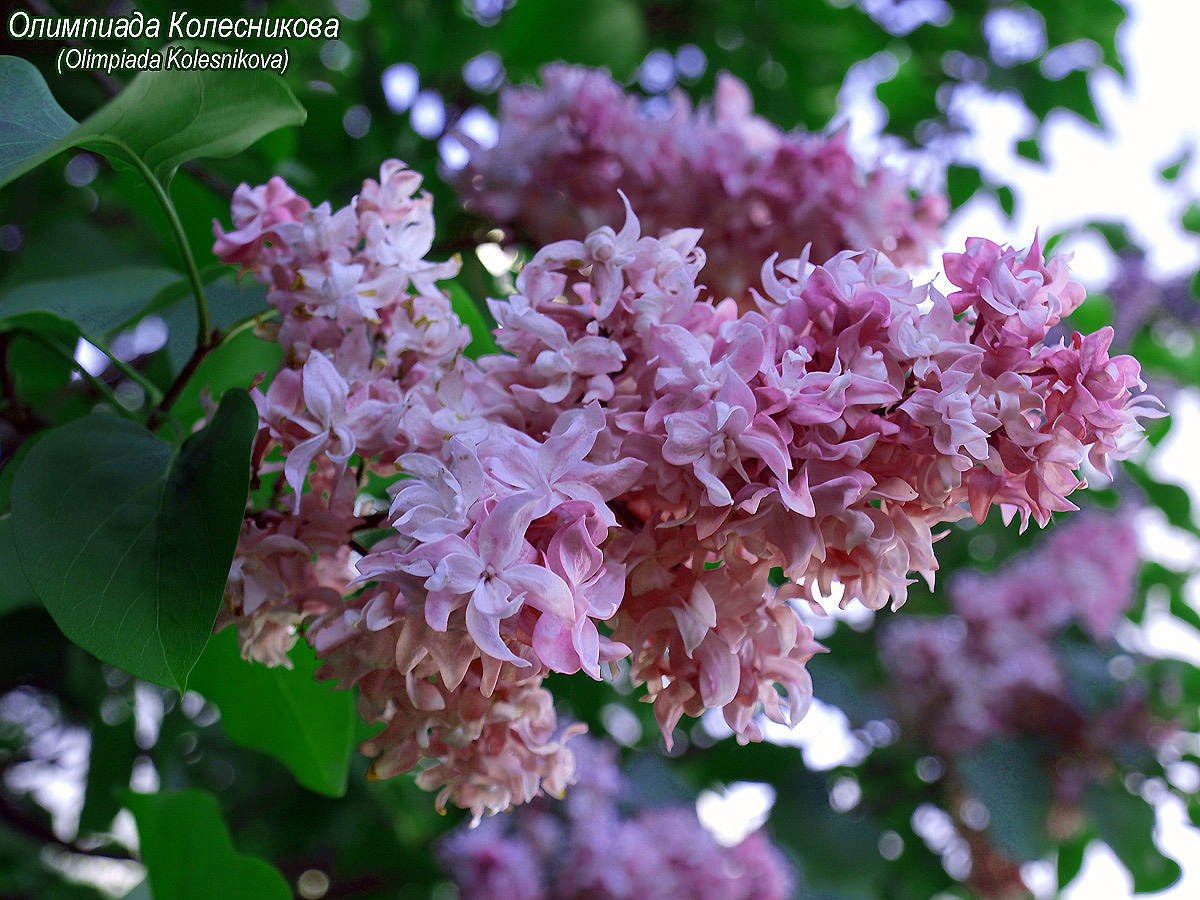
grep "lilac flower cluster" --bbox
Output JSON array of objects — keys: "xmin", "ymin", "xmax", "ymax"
[
  {"xmin": 455, "ymin": 64, "xmax": 948, "ymax": 300},
  {"xmin": 214, "ymin": 156, "xmax": 1153, "ymax": 820},
  {"xmin": 880, "ymin": 513, "xmax": 1163, "ymax": 786},
  {"xmin": 436, "ymin": 737, "xmax": 796, "ymax": 900}
]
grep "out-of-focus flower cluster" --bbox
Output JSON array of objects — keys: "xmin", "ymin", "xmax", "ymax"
[
  {"xmin": 454, "ymin": 64, "xmax": 948, "ymax": 301},
  {"xmin": 880, "ymin": 513, "xmax": 1170, "ymax": 825},
  {"xmin": 213, "ymin": 152, "xmax": 1154, "ymax": 820},
  {"xmin": 436, "ymin": 737, "xmax": 796, "ymax": 900}
]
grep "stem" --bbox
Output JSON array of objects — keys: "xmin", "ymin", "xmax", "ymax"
[
  {"xmin": 87, "ymin": 140, "xmax": 230, "ymax": 430},
  {"xmin": 141, "ymin": 161, "xmax": 212, "ymax": 345},
  {"xmin": 92, "ymin": 341, "xmax": 163, "ymax": 404},
  {"xmin": 0, "ymin": 788, "xmax": 134, "ymax": 863},
  {"xmin": 99, "ymin": 139, "xmax": 212, "ymax": 347},
  {"xmin": 145, "ymin": 334, "xmax": 219, "ymax": 431},
  {"xmin": 222, "ymin": 308, "xmax": 278, "ymax": 344},
  {"xmin": 0, "ymin": 333, "xmax": 19, "ymax": 410}
]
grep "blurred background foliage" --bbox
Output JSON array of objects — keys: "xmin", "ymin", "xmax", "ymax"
[{"xmin": 3, "ymin": 1, "xmax": 1200, "ymax": 899}]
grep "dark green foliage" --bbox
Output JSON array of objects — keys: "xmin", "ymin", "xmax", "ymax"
[
  {"xmin": 126, "ymin": 791, "xmax": 291, "ymax": 900},
  {"xmin": 188, "ymin": 628, "xmax": 356, "ymax": 798},
  {"xmin": 11, "ymin": 389, "xmax": 257, "ymax": 691},
  {"xmin": 3, "ymin": 3, "xmax": 1195, "ymax": 900}
]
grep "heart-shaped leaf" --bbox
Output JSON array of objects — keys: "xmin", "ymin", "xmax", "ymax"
[
  {"xmin": 125, "ymin": 790, "xmax": 290, "ymax": 900},
  {"xmin": 0, "ymin": 55, "xmax": 76, "ymax": 185},
  {"xmin": 0, "ymin": 515, "xmax": 38, "ymax": 616},
  {"xmin": 0, "ymin": 54, "xmax": 306, "ymax": 189},
  {"xmin": 11, "ymin": 389, "xmax": 257, "ymax": 691},
  {"xmin": 188, "ymin": 627, "xmax": 356, "ymax": 797}
]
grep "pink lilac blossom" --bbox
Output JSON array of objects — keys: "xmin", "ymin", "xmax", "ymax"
[
  {"xmin": 213, "ymin": 158, "xmax": 1155, "ymax": 818},
  {"xmin": 436, "ymin": 737, "xmax": 797, "ymax": 900},
  {"xmin": 879, "ymin": 512, "xmax": 1148, "ymax": 755},
  {"xmin": 454, "ymin": 64, "xmax": 948, "ymax": 301},
  {"xmin": 877, "ymin": 512, "xmax": 1173, "ymax": 885}
]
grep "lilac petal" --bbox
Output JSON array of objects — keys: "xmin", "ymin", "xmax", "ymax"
[
  {"xmin": 506, "ymin": 564, "xmax": 574, "ymax": 621},
  {"xmin": 465, "ymin": 603, "xmax": 529, "ymax": 667},
  {"xmin": 533, "ymin": 615, "xmax": 581, "ymax": 674},
  {"xmin": 540, "ymin": 405, "xmax": 602, "ymax": 484},
  {"xmin": 434, "ymin": 551, "xmax": 485, "ymax": 595},
  {"xmin": 583, "ymin": 563, "xmax": 624, "ymax": 619},
  {"xmin": 569, "ymin": 336, "xmax": 625, "ymax": 374},
  {"xmin": 615, "ymin": 190, "xmax": 640, "ymax": 246},
  {"xmin": 424, "ymin": 590, "xmax": 457, "ymax": 631},
  {"xmin": 580, "ymin": 457, "xmax": 646, "ymax": 499},
  {"xmin": 325, "ymin": 423, "xmax": 357, "ymax": 465},
  {"xmin": 301, "ymin": 351, "xmax": 349, "ymax": 426},
  {"xmin": 472, "ymin": 576, "xmax": 521, "ymax": 617},
  {"xmin": 694, "ymin": 463, "xmax": 734, "ymax": 507},
  {"xmin": 777, "ymin": 467, "xmax": 816, "ymax": 516},
  {"xmin": 515, "ymin": 305, "xmax": 570, "ymax": 349},
  {"xmin": 448, "ymin": 439, "xmax": 485, "ymax": 504},
  {"xmin": 662, "ymin": 411, "xmax": 711, "ymax": 465},
  {"xmin": 478, "ymin": 492, "xmax": 540, "ymax": 566},
  {"xmin": 651, "ymin": 323, "xmax": 710, "ymax": 372},
  {"xmin": 722, "ymin": 323, "xmax": 766, "ymax": 381},
  {"xmin": 572, "ymin": 617, "xmax": 601, "ymax": 679},
  {"xmin": 346, "ymin": 398, "xmax": 399, "ymax": 441},
  {"xmin": 284, "ymin": 433, "xmax": 328, "ymax": 511},
  {"xmin": 694, "ymin": 635, "xmax": 740, "ymax": 708},
  {"xmin": 739, "ymin": 420, "xmax": 791, "ymax": 482},
  {"xmin": 548, "ymin": 515, "xmax": 602, "ymax": 587}
]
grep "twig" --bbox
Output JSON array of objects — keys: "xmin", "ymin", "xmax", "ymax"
[
  {"xmin": 145, "ymin": 329, "xmax": 220, "ymax": 430},
  {"xmin": 0, "ymin": 786, "xmax": 134, "ymax": 863}
]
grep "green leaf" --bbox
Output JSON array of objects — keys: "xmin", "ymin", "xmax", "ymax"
[
  {"xmin": 0, "ymin": 431, "xmax": 47, "ymax": 517},
  {"xmin": 994, "ymin": 184, "xmax": 1016, "ymax": 219},
  {"xmin": 946, "ymin": 164, "xmax": 983, "ymax": 211},
  {"xmin": 0, "ymin": 53, "xmax": 306, "ymax": 189},
  {"xmin": 1067, "ymin": 292, "xmax": 1114, "ymax": 335},
  {"xmin": 1016, "ymin": 138, "xmax": 1043, "ymax": 164},
  {"xmin": 167, "ymin": 326, "xmax": 281, "ymax": 428},
  {"xmin": 0, "ymin": 312, "xmax": 87, "ymax": 413},
  {"xmin": 79, "ymin": 706, "xmax": 137, "ymax": 835},
  {"xmin": 445, "ymin": 280, "xmax": 499, "ymax": 359},
  {"xmin": 0, "ymin": 514, "xmax": 38, "ymax": 616},
  {"xmin": 1025, "ymin": 68, "xmax": 1101, "ymax": 127},
  {"xmin": 188, "ymin": 627, "xmax": 356, "ymax": 797},
  {"xmin": 1086, "ymin": 220, "xmax": 1135, "ymax": 254},
  {"xmin": 874, "ymin": 56, "xmax": 940, "ymax": 142},
  {"xmin": 0, "ymin": 267, "xmax": 180, "ymax": 339},
  {"xmin": 1124, "ymin": 463, "xmax": 1197, "ymax": 537},
  {"xmin": 1024, "ymin": 0, "xmax": 1126, "ymax": 74},
  {"xmin": 11, "ymin": 389, "xmax": 257, "ymax": 691},
  {"xmin": 496, "ymin": 0, "xmax": 648, "ymax": 80},
  {"xmin": 958, "ymin": 736, "xmax": 1052, "ymax": 860},
  {"xmin": 0, "ymin": 56, "xmax": 77, "ymax": 186},
  {"xmin": 1057, "ymin": 832, "xmax": 1090, "ymax": 889},
  {"xmin": 133, "ymin": 269, "xmax": 270, "ymax": 371},
  {"xmin": 1140, "ymin": 562, "xmax": 1200, "ymax": 633},
  {"xmin": 1160, "ymin": 149, "xmax": 1190, "ymax": 182},
  {"xmin": 1129, "ymin": 324, "xmax": 1200, "ymax": 388},
  {"xmin": 117, "ymin": 880, "xmax": 152, "ymax": 900},
  {"xmin": 1084, "ymin": 782, "xmax": 1182, "ymax": 893},
  {"xmin": 125, "ymin": 790, "xmax": 290, "ymax": 900},
  {"xmin": 1182, "ymin": 201, "xmax": 1200, "ymax": 235}
]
